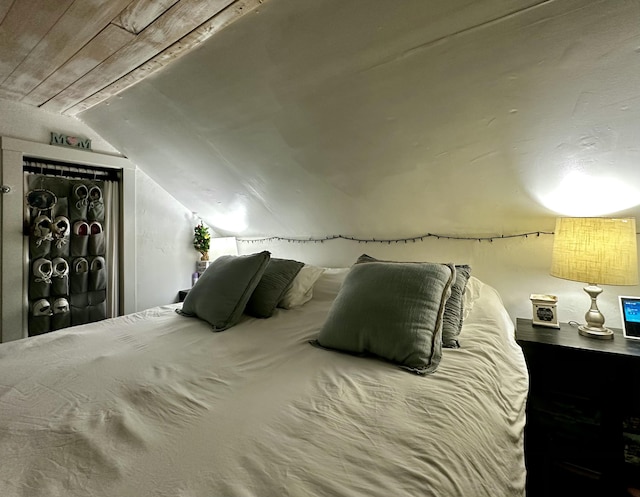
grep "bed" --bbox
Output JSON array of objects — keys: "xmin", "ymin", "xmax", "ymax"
[{"xmin": 0, "ymin": 258, "xmax": 528, "ymax": 497}]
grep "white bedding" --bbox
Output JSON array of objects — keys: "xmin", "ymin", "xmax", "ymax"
[{"xmin": 0, "ymin": 271, "xmax": 528, "ymax": 497}]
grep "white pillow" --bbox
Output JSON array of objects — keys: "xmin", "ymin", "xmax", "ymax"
[
  {"xmin": 311, "ymin": 267, "xmax": 350, "ymax": 302},
  {"xmin": 278, "ymin": 265, "xmax": 326, "ymax": 309},
  {"xmin": 462, "ymin": 276, "xmax": 483, "ymax": 320}
]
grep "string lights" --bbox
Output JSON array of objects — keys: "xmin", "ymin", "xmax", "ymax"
[{"xmin": 238, "ymin": 230, "xmax": 555, "ymax": 244}]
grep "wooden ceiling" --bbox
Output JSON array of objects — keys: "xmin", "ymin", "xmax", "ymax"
[{"xmin": 0, "ymin": 0, "xmax": 264, "ymax": 116}]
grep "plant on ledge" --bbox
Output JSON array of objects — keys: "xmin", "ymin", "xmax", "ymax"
[{"xmin": 193, "ymin": 222, "xmax": 211, "ymax": 261}]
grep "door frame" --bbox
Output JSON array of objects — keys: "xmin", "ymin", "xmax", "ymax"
[{"xmin": 0, "ymin": 136, "xmax": 136, "ymax": 342}]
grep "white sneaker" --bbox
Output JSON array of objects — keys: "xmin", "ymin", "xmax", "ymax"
[
  {"xmin": 89, "ymin": 221, "xmax": 103, "ymax": 235},
  {"xmin": 74, "ymin": 257, "xmax": 89, "ymax": 274},
  {"xmin": 32, "ymin": 299, "xmax": 52, "ymax": 316},
  {"xmin": 52, "ymin": 257, "xmax": 69, "ymax": 278},
  {"xmin": 88, "ymin": 185, "xmax": 102, "ymax": 204},
  {"xmin": 32, "ymin": 215, "xmax": 53, "ymax": 244},
  {"xmin": 70, "ymin": 184, "xmax": 89, "ymax": 221},
  {"xmin": 90, "ymin": 256, "xmax": 105, "ymax": 271},
  {"xmin": 87, "ymin": 186, "xmax": 105, "ymax": 221},
  {"xmin": 72, "ymin": 184, "xmax": 89, "ymax": 207},
  {"xmin": 87, "ymin": 186, "xmax": 104, "ymax": 221},
  {"xmin": 89, "ymin": 256, "xmax": 107, "ymax": 291},
  {"xmin": 73, "ymin": 257, "xmax": 89, "ymax": 274},
  {"xmin": 52, "ymin": 216, "xmax": 70, "ymax": 247},
  {"xmin": 33, "ymin": 258, "xmax": 53, "ymax": 283},
  {"xmin": 53, "ymin": 298, "xmax": 70, "ymax": 314},
  {"xmin": 73, "ymin": 220, "xmax": 90, "ymax": 236}
]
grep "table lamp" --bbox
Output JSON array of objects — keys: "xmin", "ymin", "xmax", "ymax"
[
  {"xmin": 195, "ymin": 237, "xmax": 238, "ymax": 278},
  {"xmin": 209, "ymin": 236, "xmax": 238, "ymax": 260},
  {"xmin": 550, "ymin": 217, "xmax": 638, "ymax": 339}
]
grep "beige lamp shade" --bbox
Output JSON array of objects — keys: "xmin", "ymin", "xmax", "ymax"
[
  {"xmin": 209, "ymin": 237, "xmax": 238, "ymax": 260},
  {"xmin": 550, "ymin": 217, "xmax": 638, "ymax": 286}
]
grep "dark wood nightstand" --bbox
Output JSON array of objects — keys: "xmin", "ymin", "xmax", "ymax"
[
  {"xmin": 178, "ymin": 289, "xmax": 190, "ymax": 303},
  {"xmin": 516, "ymin": 318, "xmax": 640, "ymax": 497}
]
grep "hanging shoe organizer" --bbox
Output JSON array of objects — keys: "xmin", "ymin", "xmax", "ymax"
[{"xmin": 26, "ymin": 175, "xmax": 107, "ymax": 336}]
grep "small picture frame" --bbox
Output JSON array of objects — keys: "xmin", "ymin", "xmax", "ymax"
[
  {"xmin": 619, "ymin": 296, "xmax": 640, "ymax": 340},
  {"xmin": 530, "ymin": 294, "xmax": 559, "ymax": 328}
]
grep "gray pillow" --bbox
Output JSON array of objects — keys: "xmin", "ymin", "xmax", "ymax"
[
  {"xmin": 441, "ymin": 264, "xmax": 471, "ymax": 348},
  {"xmin": 245, "ymin": 258, "xmax": 304, "ymax": 318},
  {"xmin": 355, "ymin": 254, "xmax": 471, "ymax": 348},
  {"xmin": 313, "ymin": 261, "xmax": 456, "ymax": 375},
  {"xmin": 178, "ymin": 251, "xmax": 270, "ymax": 331}
]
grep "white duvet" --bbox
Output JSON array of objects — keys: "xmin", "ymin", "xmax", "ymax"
[{"xmin": 0, "ymin": 271, "xmax": 528, "ymax": 497}]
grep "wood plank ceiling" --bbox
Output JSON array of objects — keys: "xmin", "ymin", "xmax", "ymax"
[{"xmin": 0, "ymin": 0, "xmax": 265, "ymax": 116}]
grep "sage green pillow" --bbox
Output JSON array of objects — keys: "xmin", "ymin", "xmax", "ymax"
[
  {"xmin": 245, "ymin": 258, "xmax": 304, "ymax": 318},
  {"xmin": 313, "ymin": 261, "xmax": 455, "ymax": 375},
  {"xmin": 355, "ymin": 254, "xmax": 471, "ymax": 348},
  {"xmin": 178, "ymin": 251, "xmax": 270, "ymax": 331}
]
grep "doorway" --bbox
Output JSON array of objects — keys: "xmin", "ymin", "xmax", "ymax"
[{"xmin": 24, "ymin": 159, "xmax": 120, "ymax": 336}]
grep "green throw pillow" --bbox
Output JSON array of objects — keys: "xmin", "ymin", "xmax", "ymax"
[
  {"xmin": 355, "ymin": 254, "xmax": 471, "ymax": 348},
  {"xmin": 313, "ymin": 261, "xmax": 455, "ymax": 375},
  {"xmin": 178, "ymin": 251, "xmax": 270, "ymax": 331},
  {"xmin": 245, "ymin": 258, "xmax": 304, "ymax": 318}
]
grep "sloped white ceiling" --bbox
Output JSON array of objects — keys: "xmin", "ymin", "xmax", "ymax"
[{"xmin": 79, "ymin": 0, "xmax": 640, "ymax": 237}]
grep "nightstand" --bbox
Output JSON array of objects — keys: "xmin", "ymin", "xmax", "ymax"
[
  {"xmin": 178, "ymin": 289, "xmax": 190, "ymax": 303},
  {"xmin": 516, "ymin": 318, "xmax": 640, "ymax": 497}
]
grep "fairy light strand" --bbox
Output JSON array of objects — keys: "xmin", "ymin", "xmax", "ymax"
[{"xmin": 237, "ymin": 231, "xmax": 555, "ymax": 244}]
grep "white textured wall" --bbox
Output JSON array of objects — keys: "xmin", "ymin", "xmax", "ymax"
[
  {"xmin": 0, "ymin": 99, "xmax": 120, "ymax": 155},
  {"xmin": 135, "ymin": 169, "xmax": 198, "ymax": 310},
  {"xmin": 81, "ymin": 0, "xmax": 640, "ymax": 239}
]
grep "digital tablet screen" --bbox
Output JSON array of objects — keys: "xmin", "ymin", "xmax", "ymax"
[{"xmin": 619, "ymin": 296, "xmax": 640, "ymax": 340}]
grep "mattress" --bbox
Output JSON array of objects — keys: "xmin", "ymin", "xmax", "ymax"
[{"xmin": 0, "ymin": 270, "xmax": 528, "ymax": 497}]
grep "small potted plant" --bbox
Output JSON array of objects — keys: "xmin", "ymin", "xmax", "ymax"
[{"xmin": 193, "ymin": 222, "xmax": 211, "ymax": 261}]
